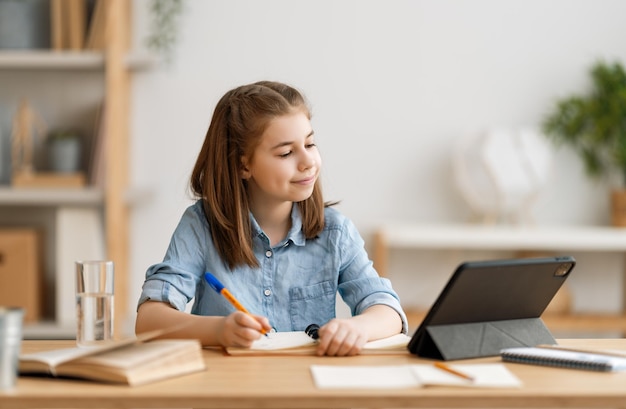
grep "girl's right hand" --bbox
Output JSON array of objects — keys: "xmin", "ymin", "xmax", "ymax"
[{"xmin": 218, "ymin": 311, "xmax": 271, "ymax": 347}]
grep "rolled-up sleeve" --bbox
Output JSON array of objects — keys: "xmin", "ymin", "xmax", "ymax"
[
  {"xmin": 336, "ymin": 216, "xmax": 409, "ymax": 334},
  {"xmin": 137, "ymin": 278, "xmax": 190, "ymax": 311},
  {"xmin": 137, "ymin": 203, "xmax": 209, "ymax": 311}
]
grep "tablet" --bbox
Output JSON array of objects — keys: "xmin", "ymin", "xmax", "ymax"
[{"xmin": 407, "ymin": 256, "xmax": 575, "ymax": 360}]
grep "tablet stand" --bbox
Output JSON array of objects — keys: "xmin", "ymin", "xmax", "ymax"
[{"xmin": 413, "ymin": 317, "xmax": 555, "ymax": 360}]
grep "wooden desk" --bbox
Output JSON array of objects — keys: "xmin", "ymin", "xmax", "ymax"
[{"xmin": 4, "ymin": 339, "xmax": 626, "ymax": 409}]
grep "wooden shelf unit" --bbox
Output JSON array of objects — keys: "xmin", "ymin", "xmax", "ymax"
[
  {"xmin": 0, "ymin": 1, "xmax": 134, "ymax": 339},
  {"xmin": 373, "ymin": 223, "xmax": 626, "ymax": 335}
]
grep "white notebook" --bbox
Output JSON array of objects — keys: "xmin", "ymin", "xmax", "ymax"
[{"xmin": 501, "ymin": 346, "xmax": 626, "ymax": 372}]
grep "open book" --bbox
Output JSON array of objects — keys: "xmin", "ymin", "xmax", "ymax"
[
  {"xmin": 19, "ymin": 337, "xmax": 206, "ymax": 386},
  {"xmin": 225, "ymin": 332, "xmax": 411, "ymax": 355}
]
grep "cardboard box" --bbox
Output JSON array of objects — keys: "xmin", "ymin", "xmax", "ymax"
[{"xmin": 0, "ymin": 229, "xmax": 42, "ymax": 323}]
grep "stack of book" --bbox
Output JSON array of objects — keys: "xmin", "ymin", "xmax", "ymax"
[{"xmin": 50, "ymin": 0, "xmax": 106, "ymax": 51}]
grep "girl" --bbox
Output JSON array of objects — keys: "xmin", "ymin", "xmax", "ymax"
[{"xmin": 135, "ymin": 81, "xmax": 407, "ymax": 356}]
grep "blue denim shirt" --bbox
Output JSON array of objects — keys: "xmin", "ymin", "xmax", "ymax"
[{"xmin": 138, "ymin": 200, "xmax": 408, "ymax": 333}]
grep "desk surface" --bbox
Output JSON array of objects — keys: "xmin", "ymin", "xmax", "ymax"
[{"xmin": 4, "ymin": 339, "xmax": 626, "ymax": 409}]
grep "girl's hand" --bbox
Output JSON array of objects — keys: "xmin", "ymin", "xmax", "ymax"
[
  {"xmin": 218, "ymin": 311, "xmax": 271, "ymax": 347},
  {"xmin": 315, "ymin": 318, "xmax": 369, "ymax": 356}
]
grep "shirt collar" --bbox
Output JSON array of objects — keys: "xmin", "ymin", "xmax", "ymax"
[{"xmin": 249, "ymin": 204, "xmax": 306, "ymax": 247}]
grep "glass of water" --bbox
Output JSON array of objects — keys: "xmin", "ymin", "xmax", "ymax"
[
  {"xmin": 75, "ymin": 260, "xmax": 114, "ymax": 346},
  {"xmin": 0, "ymin": 307, "xmax": 23, "ymax": 391}
]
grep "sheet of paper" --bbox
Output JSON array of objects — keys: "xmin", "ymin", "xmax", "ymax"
[
  {"xmin": 362, "ymin": 333, "xmax": 411, "ymax": 350},
  {"xmin": 310, "ymin": 365, "xmax": 421, "ymax": 389},
  {"xmin": 249, "ymin": 331, "xmax": 315, "ymax": 350},
  {"xmin": 310, "ymin": 364, "xmax": 521, "ymax": 389},
  {"xmin": 411, "ymin": 364, "xmax": 522, "ymax": 388}
]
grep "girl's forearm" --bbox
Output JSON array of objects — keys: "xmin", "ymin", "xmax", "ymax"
[
  {"xmin": 135, "ymin": 301, "xmax": 224, "ymax": 346},
  {"xmin": 353, "ymin": 304, "xmax": 404, "ymax": 340}
]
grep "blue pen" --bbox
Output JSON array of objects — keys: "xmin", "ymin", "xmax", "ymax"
[{"xmin": 204, "ymin": 272, "xmax": 268, "ymax": 336}]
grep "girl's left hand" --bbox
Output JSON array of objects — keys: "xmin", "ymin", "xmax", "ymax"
[{"xmin": 315, "ymin": 318, "xmax": 369, "ymax": 356}]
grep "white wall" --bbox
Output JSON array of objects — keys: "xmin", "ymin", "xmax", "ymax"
[{"xmin": 126, "ymin": 0, "xmax": 626, "ymax": 333}]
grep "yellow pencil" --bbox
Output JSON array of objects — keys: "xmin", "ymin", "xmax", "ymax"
[{"xmin": 434, "ymin": 361, "xmax": 475, "ymax": 381}]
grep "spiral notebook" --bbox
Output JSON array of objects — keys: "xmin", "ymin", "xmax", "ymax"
[{"xmin": 501, "ymin": 346, "xmax": 626, "ymax": 372}]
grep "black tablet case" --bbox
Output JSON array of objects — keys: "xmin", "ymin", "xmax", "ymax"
[{"xmin": 407, "ymin": 256, "xmax": 575, "ymax": 361}]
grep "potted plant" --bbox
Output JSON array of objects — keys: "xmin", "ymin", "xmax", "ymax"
[
  {"xmin": 145, "ymin": 0, "xmax": 184, "ymax": 63},
  {"xmin": 46, "ymin": 129, "xmax": 83, "ymax": 173},
  {"xmin": 542, "ymin": 60, "xmax": 626, "ymax": 226}
]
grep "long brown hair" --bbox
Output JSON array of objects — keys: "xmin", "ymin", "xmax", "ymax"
[{"xmin": 190, "ymin": 81, "xmax": 327, "ymax": 269}]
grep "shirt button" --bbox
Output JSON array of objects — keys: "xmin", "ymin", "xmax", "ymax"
[
  {"xmin": 265, "ymin": 250, "xmax": 272, "ymax": 258},
  {"xmin": 264, "ymin": 289, "xmax": 272, "ymax": 296}
]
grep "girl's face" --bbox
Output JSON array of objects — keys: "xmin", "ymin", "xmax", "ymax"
[{"xmin": 241, "ymin": 111, "xmax": 321, "ymax": 209}]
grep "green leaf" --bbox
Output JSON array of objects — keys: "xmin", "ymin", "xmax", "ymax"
[{"xmin": 542, "ymin": 60, "xmax": 626, "ymax": 186}]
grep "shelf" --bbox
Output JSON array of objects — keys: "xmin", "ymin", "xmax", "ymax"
[
  {"xmin": 0, "ymin": 187, "xmax": 103, "ymax": 206},
  {"xmin": 0, "ymin": 50, "xmax": 156, "ymax": 71},
  {"xmin": 124, "ymin": 52, "xmax": 158, "ymax": 71},
  {"xmin": 376, "ymin": 223, "xmax": 626, "ymax": 252},
  {"xmin": 373, "ymin": 223, "xmax": 626, "ymax": 279},
  {"xmin": 542, "ymin": 314, "xmax": 626, "ymax": 334},
  {"xmin": 22, "ymin": 322, "xmax": 75, "ymax": 340},
  {"xmin": 0, "ymin": 51, "xmax": 104, "ymax": 69}
]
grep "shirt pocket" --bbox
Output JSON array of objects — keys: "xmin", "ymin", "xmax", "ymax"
[{"xmin": 289, "ymin": 280, "xmax": 336, "ymax": 330}]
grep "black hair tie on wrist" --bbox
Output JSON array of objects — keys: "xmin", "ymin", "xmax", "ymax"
[{"xmin": 305, "ymin": 323, "xmax": 320, "ymax": 340}]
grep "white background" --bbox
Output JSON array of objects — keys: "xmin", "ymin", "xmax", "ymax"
[{"xmin": 127, "ymin": 0, "xmax": 626, "ymax": 333}]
